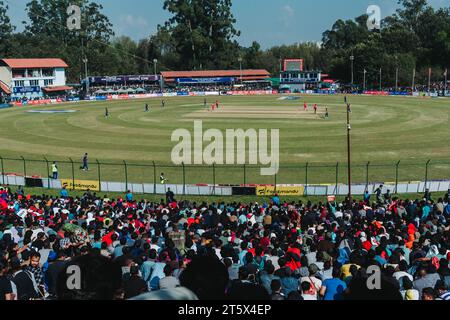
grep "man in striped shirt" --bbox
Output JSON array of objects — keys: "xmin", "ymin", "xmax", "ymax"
[{"xmin": 436, "ymin": 280, "xmax": 450, "ymax": 300}]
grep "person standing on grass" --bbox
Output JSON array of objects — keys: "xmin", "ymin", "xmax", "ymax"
[
  {"xmin": 145, "ymin": 103, "xmax": 149, "ymax": 112},
  {"xmin": 166, "ymin": 188, "xmax": 175, "ymax": 204},
  {"xmin": 314, "ymin": 104, "xmax": 317, "ymax": 114},
  {"xmin": 82, "ymin": 153, "xmax": 89, "ymax": 171},
  {"xmin": 204, "ymin": 98, "xmax": 207, "ymax": 109},
  {"xmin": 60, "ymin": 186, "xmax": 68, "ymax": 198},
  {"xmin": 126, "ymin": 190, "xmax": 133, "ymax": 202},
  {"xmin": 160, "ymin": 173, "xmax": 167, "ymax": 184},
  {"xmin": 325, "ymin": 107, "xmax": 329, "ymax": 119},
  {"xmin": 51, "ymin": 162, "xmax": 58, "ymax": 180},
  {"xmin": 304, "ymin": 102, "xmax": 308, "ymax": 111},
  {"xmin": 161, "ymin": 100, "xmax": 165, "ymax": 108},
  {"xmin": 105, "ymin": 107, "xmax": 109, "ymax": 117}
]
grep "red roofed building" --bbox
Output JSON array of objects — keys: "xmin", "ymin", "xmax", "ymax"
[{"xmin": 0, "ymin": 58, "xmax": 71, "ymax": 100}]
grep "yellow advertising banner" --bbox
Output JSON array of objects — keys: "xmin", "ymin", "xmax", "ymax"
[
  {"xmin": 60, "ymin": 179, "xmax": 100, "ymax": 191},
  {"xmin": 256, "ymin": 186, "xmax": 304, "ymax": 196}
]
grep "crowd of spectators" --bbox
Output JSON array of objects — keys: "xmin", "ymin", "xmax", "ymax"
[{"xmin": 0, "ymin": 185, "xmax": 449, "ymax": 300}]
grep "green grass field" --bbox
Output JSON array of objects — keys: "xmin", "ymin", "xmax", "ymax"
[{"xmin": 0, "ymin": 94, "xmax": 449, "ymax": 186}]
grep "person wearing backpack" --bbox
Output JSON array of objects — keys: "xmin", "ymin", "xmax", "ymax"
[{"xmin": 10, "ymin": 257, "xmax": 41, "ymax": 300}]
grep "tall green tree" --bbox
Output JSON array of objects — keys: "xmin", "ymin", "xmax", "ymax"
[
  {"xmin": 0, "ymin": 0, "xmax": 14, "ymax": 57},
  {"xmin": 22, "ymin": 0, "xmax": 114, "ymax": 81},
  {"xmin": 161, "ymin": 0, "xmax": 241, "ymax": 69}
]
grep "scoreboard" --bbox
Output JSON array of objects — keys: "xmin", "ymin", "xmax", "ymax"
[{"xmin": 283, "ymin": 59, "xmax": 304, "ymax": 72}]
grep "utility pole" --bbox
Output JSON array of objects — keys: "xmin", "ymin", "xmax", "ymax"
[
  {"xmin": 238, "ymin": 57, "xmax": 243, "ymax": 84},
  {"xmin": 350, "ymin": 55, "xmax": 354, "ymax": 87},
  {"xmin": 395, "ymin": 67, "xmax": 399, "ymax": 92},
  {"xmin": 363, "ymin": 68, "xmax": 367, "ymax": 92},
  {"xmin": 445, "ymin": 68, "xmax": 448, "ymax": 96},
  {"xmin": 347, "ymin": 102, "xmax": 352, "ymax": 205},
  {"xmin": 412, "ymin": 68, "xmax": 416, "ymax": 92},
  {"xmin": 83, "ymin": 57, "xmax": 89, "ymax": 94},
  {"xmin": 395, "ymin": 55, "xmax": 399, "ymax": 92},
  {"xmin": 279, "ymin": 57, "xmax": 283, "ymax": 82},
  {"xmin": 428, "ymin": 68, "xmax": 432, "ymax": 94},
  {"xmin": 153, "ymin": 59, "xmax": 158, "ymax": 76},
  {"xmin": 379, "ymin": 68, "xmax": 382, "ymax": 91}
]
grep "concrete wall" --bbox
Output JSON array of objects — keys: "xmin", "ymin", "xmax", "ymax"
[
  {"xmin": 0, "ymin": 67, "xmax": 12, "ymax": 87},
  {"xmin": 54, "ymin": 68, "xmax": 66, "ymax": 86}
]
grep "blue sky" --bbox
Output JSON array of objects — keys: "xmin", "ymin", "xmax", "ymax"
[{"xmin": 5, "ymin": 0, "xmax": 450, "ymax": 49}]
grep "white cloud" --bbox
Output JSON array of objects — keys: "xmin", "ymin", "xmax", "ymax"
[
  {"xmin": 282, "ymin": 5, "xmax": 295, "ymax": 17},
  {"xmin": 115, "ymin": 14, "xmax": 150, "ymax": 37},
  {"xmin": 281, "ymin": 4, "xmax": 295, "ymax": 27},
  {"xmin": 119, "ymin": 14, "xmax": 149, "ymax": 29}
]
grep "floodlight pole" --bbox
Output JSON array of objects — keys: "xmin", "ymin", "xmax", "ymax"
[
  {"xmin": 83, "ymin": 57, "xmax": 89, "ymax": 94},
  {"xmin": 379, "ymin": 68, "xmax": 382, "ymax": 91},
  {"xmin": 363, "ymin": 69, "xmax": 367, "ymax": 92},
  {"xmin": 347, "ymin": 103, "xmax": 352, "ymax": 205},
  {"xmin": 153, "ymin": 59, "xmax": 158, "ymax": 77},
  {"xmin": 350, "ymin": 55, "xmax": 354, "ymax": 87},
  {"xmin": 395, "ymin": 55, "xmax": 399, "ymax": 92},
  {"xmin": 428, "ymin": 68, "xmax": 431, "ymax": 93},
  {"xmin": 444, "ymin": 69, "xmax": 448, "ymax": 96},
  {"xmin": 395, "ymin": 67, "xmax": 399, "ymax": 92},
  {"xmin": 238, "ymin": 57, "xmax": 243, "ymax": 85}
]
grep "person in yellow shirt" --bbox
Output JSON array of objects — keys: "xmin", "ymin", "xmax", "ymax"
[
  {"xmin": 51, "ymin": 161, "xmax": 58, "ymax": 179},
  {"xmin": 341, "ymin": 263, "xmax": 360, "ymax": 279}
]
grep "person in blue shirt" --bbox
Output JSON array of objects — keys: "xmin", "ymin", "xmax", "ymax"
[
  {"xmin": 126, "ymin": 190, "xmax": 133, "ymax": 202},
  {"xmin": 239, "ymin": 242, "xmax": 249, "ymax": 265},
  {"xmin": 272, "ymin": 194, "xmax": 280, "ymax": 206},
  {"xmin": 364, "ymin": 190, "xmax": 371, "ymax": 202},
  {"xmin": 60, "ymin": 186, "xmax": 68, "ymax": 198},
  {"xmin": 421, "ymin": 201, "xmax": 431, "ymax": 222},
  {"xmin": 320, "ymin": 267, "xmax": 347, "ymax": 300},
  {"xmin": 114, "ymin": 238, "xmax": 127, "ymax": 258}
]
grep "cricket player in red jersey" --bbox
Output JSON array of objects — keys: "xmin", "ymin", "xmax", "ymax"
[
  {"xmin": 304, "ymin": 102, "xmax": 308, "ymax": 111},
  {"xmin": 314, "ymin": 104, "xmax": 318, "ymax": 114}
]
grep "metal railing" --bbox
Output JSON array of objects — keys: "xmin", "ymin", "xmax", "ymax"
[{"xmin": 1, "ymin": 155, "xmax": 450, "ymax": 193}]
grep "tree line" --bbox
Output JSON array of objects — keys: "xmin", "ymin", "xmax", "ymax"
[{"xmin": 0, "ymin": 0, "xmax": 448, "ymax": 87}]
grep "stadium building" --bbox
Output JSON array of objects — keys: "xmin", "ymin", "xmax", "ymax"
[
  {"xmin": 0, "ymin": 58, "xmax": 72, "ymax": 101},
  {"xmin": 161, "ymin": 69, "xmax": 271, "ymax": 92},
  {"xmin": 279, "ymin": 59, "xmax": 322, "ymax": 92},
  {"xmin": 85, "ymin": 75, "xmax": 162, "ymax": 95}
]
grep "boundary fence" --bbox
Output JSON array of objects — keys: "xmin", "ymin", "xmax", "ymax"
[{"xmin": 1, "ymin": 156, "xmax": 450, "ymax": 196}]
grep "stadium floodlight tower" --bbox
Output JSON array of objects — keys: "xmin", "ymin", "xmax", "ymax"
[
  {"xmin": 83, "ymin": 57, "xmax": 89, "ymax": 94},
  {"xmin": 350, "ymin": 55, "xmax": 354, "ymax": 87},
  {"xmin": 238, "ymin": 57, "xmax": 243, "ymax": 84},
  {"xmin": 347, "ymin": 101, "xmax": 352, "ymax": 205},
  {"xmin": 153, "ymin": 59, "xmax": 158, "ymax": 76}
]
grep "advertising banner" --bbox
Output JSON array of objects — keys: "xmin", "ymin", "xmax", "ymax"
[
  {"xmin": 61, "ymin": 179, "xmax": 100, "ymax": 191},
  {"xmin": 388, "ymin": 92, "xmax": 411, "ymax": 96},
  {"xmin": 176, "ymin": 77, "xmax": 235, "ymax": 84},
  {"xmin": 256, "ymin": 185, "xmax": 305, "ymax": 196},
  {"xmin": 13, "ymin": 86, "xmax": 41, "ymax": 94},
  {"xmin": 364, "ymin": 91, "xmax": 389, "ymax": 96},
  {"xmin": 88, "ymin": 75, "xmax": 159, "ymax": 84}
]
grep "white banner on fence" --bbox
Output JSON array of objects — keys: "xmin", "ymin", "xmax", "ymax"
[{"xmin": 2, "ymin": 174, "xmax": 450, "ymax": 197}]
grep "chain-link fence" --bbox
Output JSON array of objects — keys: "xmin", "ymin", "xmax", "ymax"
[{"xmin": 1, "ymin": 156, "xmax": 450, "ymax": 191}]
